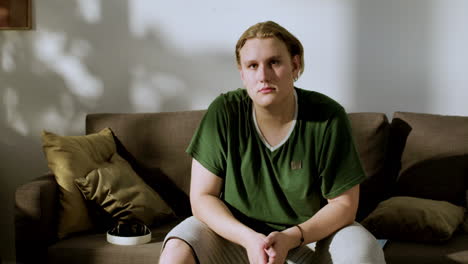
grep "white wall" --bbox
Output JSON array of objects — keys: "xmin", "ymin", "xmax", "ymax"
[
  {"xmin": 352, "ymin": 0, "xmax": 468, "ymax": 116},
  {"xmin": 1, "ymin": 0, "xmax": 467, "ymax": 262}
]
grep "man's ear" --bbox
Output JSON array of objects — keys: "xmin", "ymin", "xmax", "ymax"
[
  {"xmin": 292, "ymin": 55, "xmax": 301, "ymax": 75},
  {"xmin": 239, "ymin": 67, "xmax": 245, "ymax": 82}
]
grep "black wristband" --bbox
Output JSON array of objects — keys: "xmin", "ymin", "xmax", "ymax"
[{"xmin": 295, "ymin": 225, "xmax": 305, "ymax": 247}]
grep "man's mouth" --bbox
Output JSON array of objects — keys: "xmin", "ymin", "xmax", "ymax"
[{"xmin": 259, "ymin": 87, "xmax": 275, "ymax": 93}]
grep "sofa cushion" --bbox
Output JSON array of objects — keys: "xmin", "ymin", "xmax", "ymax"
[
  {"xmin": 389, "ymin": 112, "xmax": 468, "ymax": 205},
  {"xmin": 348, "ymin": 113, "xmax": 390, "ymax": 220},
  {"xmin": 361, "ymin": 196, "xmax": 465, "ymax": 242},
  {"xmin": 74, "ymin": 153, "xmax": 174, "ymax": 226},
  {"xmin": 41, "ymin": 128, "xmax": 116, "ymax": 238},
  {"xmin": 111, "ymin": 135, "xmax": 192, "ymax": 218},
  {"xmin": 47, "ymin": 219, "xmax": 182, "ymax": 264}
]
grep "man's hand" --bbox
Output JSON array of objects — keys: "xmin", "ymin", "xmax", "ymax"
[
  {"xmin": 263, "ymin": 230, "xmax": 299, "ymax": 264},
  {"xmin": 243, "ymin": 232, "xmax": 269, "ymax": 264}
]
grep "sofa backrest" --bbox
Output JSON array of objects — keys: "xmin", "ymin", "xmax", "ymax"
[
  {"xmin": 86, "ymin": 111, "xmax": 391, "ymax": 219},
  {"xmin": 86, "ymin": 111, "xmax": 205, "ymax": 216},
  {"xmin": 388, "ymin": 112, "xmax": 468, "ymax": 207}
]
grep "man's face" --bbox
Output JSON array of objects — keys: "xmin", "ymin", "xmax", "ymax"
[{"xmin": 239, "ymin": 37, "xmax": 299, "ymax": 109}]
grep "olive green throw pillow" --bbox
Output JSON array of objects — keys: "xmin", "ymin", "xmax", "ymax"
[
  {"xmin": 75, "ymin": 153, "xmax": 174, "ymax": 226},
  {"xmin": 41, "ymin": 128, "xmax": 116, "ymax": 238},
  {"xmin": 361, "ymin": 196, "xmax": 465, "ymax": 242}
]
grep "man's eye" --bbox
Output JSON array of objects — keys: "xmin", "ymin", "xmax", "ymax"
[
  {"xmin": 248, "ymin": 64, "xmax": 257, "ymax": 69},
  {"xmin": 271, "ymin": 60, "xmax": 279, "ymax": 65}
]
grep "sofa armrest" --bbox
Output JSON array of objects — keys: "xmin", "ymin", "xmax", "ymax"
[{"xmin": 15, "ymin": 173, "xmax": 59, "ymax": 264}]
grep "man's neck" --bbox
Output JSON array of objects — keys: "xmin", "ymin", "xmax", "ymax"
[
  {"xmin": 254, "ymin": 92, "xmax": 296, "ymax": 128},
  {"xmin": 253, "ymin": 91, "xmax": 297, "ymax": 147}
]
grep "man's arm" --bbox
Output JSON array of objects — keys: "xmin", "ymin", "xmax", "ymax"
[
  {"xmin": 189, "ymin": 158, "xmax": 269, "ymax": 264},
  {"xmin": 289, "ymin": 184, "xmax": 359, "ymax": 242},
  {"xmin": 264, "ymin": 185, "xmax": 360, "ymax": 263}
]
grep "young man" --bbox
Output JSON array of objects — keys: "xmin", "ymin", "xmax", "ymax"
[{"xmin": 159, "ymin": 21, "xmax": 385, "ymax": 264}]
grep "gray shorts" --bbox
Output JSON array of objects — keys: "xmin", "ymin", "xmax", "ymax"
[{"xmin": 163, "ymin": 216, "xmax": 385, "ymax": 264}]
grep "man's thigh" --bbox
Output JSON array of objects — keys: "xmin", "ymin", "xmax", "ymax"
[
  {"xmin": 287, "ymin": 222, "xmax": 385, "ymax": 264},
  {"xmin": 165, "ymin": 219, "xmax": 385, "ymax": 264},
  {"xmin": 163, "ymin": 216, "xmax": 250, "ymax": 264}
]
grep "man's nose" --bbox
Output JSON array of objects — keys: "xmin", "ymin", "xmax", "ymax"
[{"xmin": 257, "ymin": 64, "xmax": 271, "ymax": 82}]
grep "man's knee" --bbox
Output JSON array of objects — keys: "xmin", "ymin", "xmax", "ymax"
[
  {"xmin": 328, "ymin": 223, "xmax": 385, "ymax": 263},
  {"xmin": 164, "ymin": 238, "xmax": 191, "ymax": 250},
  {"xmin": 160, "ymin": 238, "xmax": 196, "ymax": 264}
]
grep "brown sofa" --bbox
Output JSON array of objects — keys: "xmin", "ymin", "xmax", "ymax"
[{"xmin": 15, "ymin": 110, "xmax": 468, "ymax": 264}]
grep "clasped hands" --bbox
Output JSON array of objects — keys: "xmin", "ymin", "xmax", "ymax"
[{"xmin": 245, "ymin": 230, "xmax": 299, "ymax": 264}]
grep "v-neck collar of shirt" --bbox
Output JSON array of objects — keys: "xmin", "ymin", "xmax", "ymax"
[{"xmin": 252, "ymin": 89, "xmax": 298, "ymax": 152}]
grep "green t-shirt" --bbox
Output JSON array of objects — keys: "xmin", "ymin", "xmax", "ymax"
[{"xmin": 186, "ymin": 87, "xmax": 366, "ymax": 234}]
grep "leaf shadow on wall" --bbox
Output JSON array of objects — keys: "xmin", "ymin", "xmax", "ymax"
[{"xmin": 0, "ymin": 0, "xmax": 239, "ymax": 262}]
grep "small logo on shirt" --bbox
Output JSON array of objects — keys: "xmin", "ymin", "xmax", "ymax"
[{"xmin": 291, "ymin": 160, "xmax": 302, "ymax": 170}]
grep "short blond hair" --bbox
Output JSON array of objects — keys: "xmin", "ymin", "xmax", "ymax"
[{"xmin": 235, "ymin": 21, "xmax": 304, "ymax": 76}]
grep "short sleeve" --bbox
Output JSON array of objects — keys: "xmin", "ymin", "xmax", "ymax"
[
  {"xmin": 319, "ymin": 108, "xmax": 366, "ymax": 199},
  {"xmin": 186, "ymin": 95, "xmax": 228, "ymax": 178}
]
